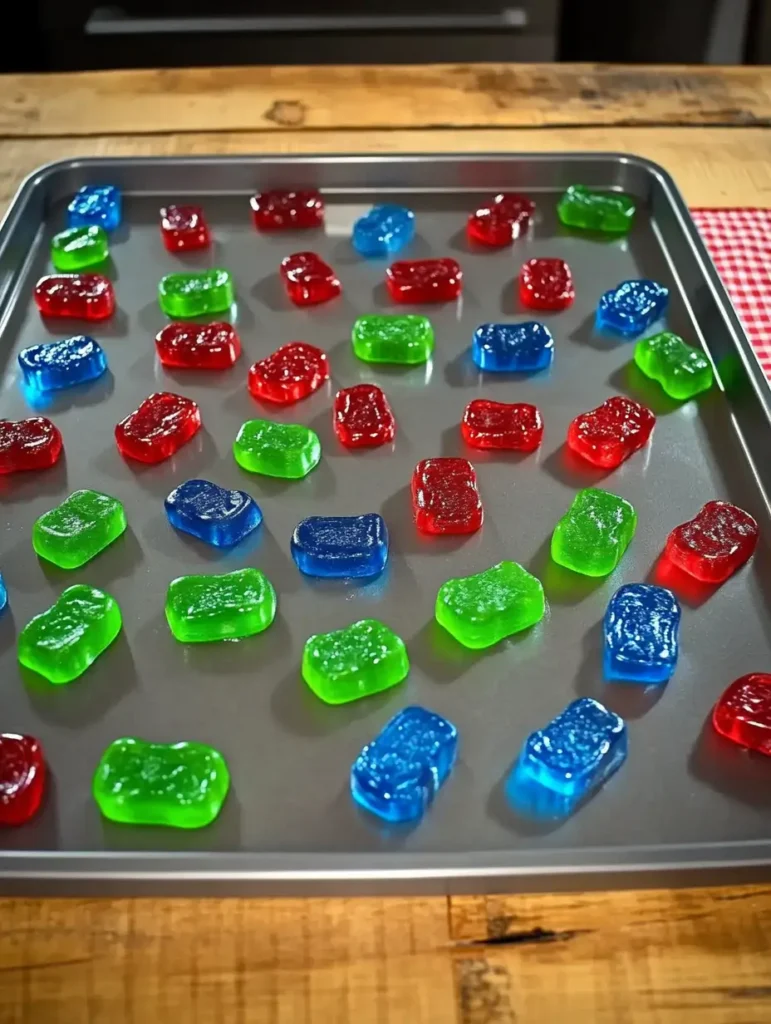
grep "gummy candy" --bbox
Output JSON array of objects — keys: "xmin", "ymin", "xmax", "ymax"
[
  {"xmin": 634, "ymin": 332, "xmax": 713, "ymax": 401},
  {"xmin": 352, "ymin": 204, "xmax": 415, "ymax": 257},
  {"xmin": 33, "ymin": 489, "xmax": 127, "ymax": 569},
  {"xmin": 0, "ymin": 417, "xmax": 63, "ymax": 474},
  {"xmin": 115, "ymin": 392, "xmax": 201, "ymax": 465},
  {"xmin": 67, "ymin": 185, "xmax": 122, "ymax": 232},
  {"xmin": 665, "ymin": 500, "xmax": 758, "ymax": 583},
  {"xmin": 165, "ymin": 568, "xmax": 276, "ymax": 643},
  {"xmin": 291, "ymin": 513, "xmax": 388, "ymax": 578},
  {"xmin": 603, "ymin": 583, "xmax": 681, "ymax": 684},
  {"xmin": 34, "ymin": 274, "xmax": 115, "ymax": 321},
  {"xmin": 519, "ymin": 258, "xmax": 574, "ymax": 311},
  {"xmin": 19, "ymin": 336, "xmax": 107, "ymax": 392},
  {"xmin": 461, "ymin": 399, "xmax": 543, "ymax": 452},
  {"xmin": 597, "ymin": 279, "xmax": 668, "ymax": 337},
  {"xmin": 333, "ymin": 383, "xmax": 396, "ymax": 448},
  {"xmin": 0, "ymin": 734, "xmax": 45, "ymax": 827},
  {"xmin": 51, "ymin": 225, "xmax": 109, "ymax": 272},
  {"xmin": 158, "ymin": 269, "xmax": 234, "ymax": 318},
  {"xmin": 557, "ymin": 185, "xmax": 635, "ymax": 234},
  {"xmin": 467, "ymin": 193, "xmax": 534, "ymax": 247},
  {"xmin": 233, "ymin": 419, "xmax": 321, "ymax": 479},
  {"xmin": 303, "ymin": 619, "xmax": 408, "ymax": 705},
  {"xmin": 472, "ymin": 321, "xmax": 554, "ymax": 372},
  {"xmin": 280, "ymin": 252, "xmax": 341, "ymax": 306},
  {"xmin": 352, "ymin": 314, "xmax": 434, "ymax": 365},
  {"xmin": 247, "ymin": 342, "xmax": 329, "ymax": 404},
  {"xmin": 436, "ymin": 561, "xmax": 545, "ymax": 649},
  {"xmin": 567, "ymin": 396, "xmax": 655, "ymax": 469},
  {"xmin": 250, "ymin": 190, "xmax": 324, "ymax": 231},
  {"xmin": 712, "ymin": 674, "xmax": 771, "ymax": 755},
  {"xmin": 18, "ymin": 584, "xmax": 121, "ymax": 684},
  {"xmin": 165, "ymin": 479, "xmax": 262, "ymax": 548},
  {"xmin": 412, "ymin": 457, "xmax": 483, "ymax": 535},
  {"xmin": 93, "ymin": 737, "xmax": 230, "ymax": 829},
  {"xmin": 386, "ymin": 258, "xmax": 462, "ymax": 304},
  {"xmin": 155, "ymin": 322, "xmax": 241, "ymax": 370},
  {"xmin": 552, "ymin": 488, "xmax": 636, "ymax": 577},
  {"xmin": 351, "ymin": 705, "xmax": 458, "ymax": 823},
  {"xmin": 160, "ymin": 205, "xmax": 210, "ymax": 252}
]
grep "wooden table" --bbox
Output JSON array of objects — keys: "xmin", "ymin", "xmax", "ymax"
[{"xmin": 1, "ymin": 63, "xmax": 770, "ymax": 1024}]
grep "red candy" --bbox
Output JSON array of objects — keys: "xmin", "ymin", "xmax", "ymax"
[
  {"xmin": 34, "ymin": 274, "xmax": 115, "ymax": 321},
  {"xmin": 0, "ymin": 417, "xmax": 63, "ymax": 474},
  {"xmin": 0, "ymin": 734, "xmax": 46, "ymax": 827},
  {"xmin": 519, "ymin": 258, "xmax": 574, "ymax": 311},
  {"xmin": 467, "ymin": 193, "xmax": 535, "ymax": 247},
  {"xmin": 713, "ymin": 674, "xmax": 771, "ymax": 755},
  {"xmin": 160, "ymin": 205, "xmax": 210, "ymax": 252},
  {"xmin": 334, "ymin": 383, "xmax": 396, "ymax": 448},
  {"xmin": 155, "ymin": 322, "xmax": 241, "ymax": 370},
  {"xmin": 250, "ymin": 190, "xmax": 324, "ymax": 231},
  {"xmin": 115, "ymin": 391, "xmax": 201, "ymax": 465},
  {"xmin": 665, "ymin": 500, "xmax": 758, "ymax": 583},
  {"xmin": 248, "ymin": 341, "xmax": 329, "ymax": 405},
  {"xmin": 567, "ymin": 396, "xmax": 655, "ymax": 469},
  {"xmin": 280, "ymin": 252, "xmax": 341, "ymax": 306},
  {"xmin": 411, "ymin": 457, "xmax": 483, "ymax": 535},
  {"xmin": 462, "ymin": 399, "xmax": 543, "ymax": 452},
  {"xmin": 386, "ymin": 258, "xmax": 462, "ymax": 304}
]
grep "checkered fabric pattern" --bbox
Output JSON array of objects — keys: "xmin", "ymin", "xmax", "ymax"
[{"xmin": 691, "ymin": 208, "xmax": 771, "ymax": 379}]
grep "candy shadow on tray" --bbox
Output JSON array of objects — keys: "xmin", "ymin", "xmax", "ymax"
[
  {"xmin": 527, "ymin": 535, "xmax": 607, "ymax": 607},
  {"xmin": 92, "ymin": 427, "xmax": 221, "ymax": 497},
  {"xmin": 98, "ymin": 788, "xmax": 243, "ymax": 853},
  {"xmin": 0, "ymin": 607, "xmax": 16, "ymax": 655},
  {"xmin": 37, "ymin": 525, "xmax": 143, "ymax": 590},
  {"xmin": 540, "ymin": 444, "xmax": 612, "ymax": 489},
  {"xmin": 606, "ymin": 361, "xmax": 683, "ymax": 416},
  {"xmin": 569, "ymin": 310, "xmax": 623, "ymax": 352},
  {"xmin": 177, "ymin": 611, "xmax": 293, "ymax": 678},
  {"xmin": 0, "ymin": 774, "xmax": 61, "ymax": 854},
  {"xmin": 572, "ymin": 619, "xmax": 666, "ymax": 720},
  {"xmin": 0, "ymin": 456, "xmax": 68, "ymax": 505},
  {"xmin": 408, "ymin": 618, "xmax": 502, "ymax": 685},
  {"xmin": 485, "ymin": 765, "xmax": 567, "ymax": 838},
  {"xmin": 39, "ymin": 307, "xmax": 130, "ymax": 341},
  {"xmin": 646, "ymin": 553, "xmax": 719, "ymax": 609},
  {"xmin": 19, "ymin": 369, "xmax": 116, "ymax": 415},
  {"xmin": 688, "ymin": 717, "xmax": 771, "ymax": 811}
]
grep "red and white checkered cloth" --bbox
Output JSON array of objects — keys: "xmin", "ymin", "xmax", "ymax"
[{"xmin": 691, "ymin": 208, "xmax": 771, "ymax": 379}]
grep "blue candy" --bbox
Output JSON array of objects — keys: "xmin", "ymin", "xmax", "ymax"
[
  {"xmin": 67, "ymin": 185, "xmax": 122, "ymax": 232},
  {"xmin": 0, "ymin": 573, "xmax": 6, "ymax": 613},
  {"xmin": 603, "ymin": 583, "xmax": 681, "ymax": 684},
  {"xmin": 165, "ymin": 479, "xmax": 262, "ymax": 548},
  {"xmin": 472, "ymin": 321, "xmax": 554, "ymax": 372},
  {"xmin": 18, "ymin": 336, "xmax": 107, "ymax": 393},
  {"xmin": 351, "ymin": 705, "xmax": 458, "ymax": 823},
  {"xmin": 596, "ymin": 279, "xmax": 668, "ymax": 337},
  {"xmin": 291, "ymin": 513, "xmax": 388, "ymax": 579},
  {"xmin": 352, "ymin": 204, "xmax": 415, "ymax": 258}
]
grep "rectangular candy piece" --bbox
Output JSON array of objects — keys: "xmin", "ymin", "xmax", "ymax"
[
  {"xmin": 472, "ymin": 322, "xmax": 553, "ymax": 372},
  {"xmin": 291, "ymin": 513, "xmax": 388, "ymax": 578},
  {"xmin": 386, "ymin": 258, "xmax": 462, "ymax": 304},
  {"xmin": 519, "ymin": 258, "xmax": 574, "ymax": 311},
  {"xmin": 280, "ymin": 252, "xmax": 341, "ymax": 306},
  {"xmin": 352, "ymin": 204, "xmax": 415, "ymax": 257},
  {"xmin": 303, "ymin": 619, "xmax": 408, "ymax": 705},
  {"xmin": 67, "ymin": 185, "xmax": 122, "ymax": 232},
  {"xmin": 155, "ymin": 322, "xmax": 241, "ymax": 370},
  {"xmin": 634, "ymin": 332, "xmax": 714, "ymax": 401},
  {"xmin": 19, "ymin": 336, "xmax": 107, "ymax": 392},
  {"xmin": 712, "ymin": 674, "xmax": 771, "ymax": 755},
  {"xmin": 233, "ymin": 419, "xmax": 321, "ymax": 479},
  {"xmin": 0, "ymin": 417, "xmax": 63, "ymax": 474},
  {"xmin": 551, "ymin": 488, "xmax": 636, "ymax": 577},
  {"xmin": 165, "ymin": 479, "xmax": 262, "ymax": 548},
  {"xmin": 352, "ymin": 314, "xmax": 434, "ymax": 365},
  {"xmin": 467, "ymin": 193, "xmax": 534, "ymax": 247},
  {"xmin": 436, "ymin": 561, "xmax": 545, "ymax": 649},
  {"xmin": 160, "ymin": 205, "xmax": 210, "ymax": 252},
  {"xmin": 247, "ymin": 342, "xmax": 329, "ymax": 404},
  {"xmin": 461, "ymin": 399, "xmax": 543, "ymax": 452},
  {"xmin": 603, "ymin": 583, "xmax": 681, "ymax": 684},
  {"xmin": 158, "ymin": 269, "xmax": 234, "ymax": 318},
  {"xmin": 0, "ymin": 734, "xmax": 46, "ymax": 826},
  {"xmin": 51, "ymin": 226, "xmax": 109, "ymax": 272},
  {"xmin": 567, "ymin": 396, "xmax": 655, "ymax": 469},
  {"xmin": 412, "ymin": 457, "xmax": 483, "ymax": 535},
  {"xmin": 351, "ymin": 705, "xmax": 458, "ymax": 822},
  {"xmin": 18, "ymin": 584, "xmax": 121, "ymax": 684},
  {"xmin": 165, "ymin": 568, "xmax": 276, "ymax": 643},
  {"xmin": 93, "ymin": 737, "xmax": 230, "ymax": 829},
  {"xmin": 34, "ymin": 274, "xmax": 115, "ymax": 321},
  {"xmin": 33, "ymin": 489, "xmax": 127, "ymax": 569},
  {"xmin": 115, "ymin": 391, "xmax": 201, "ymax": 465},
  {"xmin": 665, "ymin": 500, "xmax": 758, "ymax": 583},
  {"xmin": 596, "ymin": 279, "xmax": 669, "ymax": 337},
  {"xmin": 250, "ymin": 189, "xmax": 324, "ymax": 231},
  {"xmin": 557, "ymin": 184, "xmax": 635, "ymax": 234},
  {"xmin": 334, "ymin": 384, "xmax": 396, "ymax": 448}
]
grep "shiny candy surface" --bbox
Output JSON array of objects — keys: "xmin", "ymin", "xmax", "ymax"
[
  {"xmin": 247, "ymin": 342, "xmax": 329, "ymax": 405},
  {"xmin": 597, "ymin": 279, "xmax": 669, "ymax": 337},
  {"xmin": 352, "ymin": 314, "xmax": 433, "ymax": 365},
  {"xmin": 551, "ymin": 488, "xmax": 637, "ymax": 577},
  {"xmin": 557, "ymin": 184, "xmax": 635, "ymax": 234},
  {"xmin": 436, "ymin": 561, "xmax": 545, "ymax": 649},
  {"xmin": 461, "ymin": 399, "xmax": 543, "ymax": 452},
  {"xmin": 165, "ymin": 568, "xmax": 276, "ymax": 643},
  {"xmin": 386, "ymin": 258, "xmax": 462, "ymax": 303},
  {"xmin": 158, "ymin": 269, "xmax": 234, "ymax": 318},
  {"xmin": 67, "ymin": 185, "xmax": 122, "ymax": 232},
  {"xmin": 352, "ymin": 204, "xmax": 415, "ymax": 257},
  {"xmin": 0, "ymin": 417, "xmax": 63, "ymax": 474},
  {"xmin": 34, "ymin": 274, "xmax": 115, "ymax": 321},
  {"xmin": 160, "ymin": 205, "xmax": 210, "ymax": 252},
  {"xmin": 33, "ymin": 489, "xmax": 127, "ymax": 569},
  {"xmin": 303, "ymin": 618, "xmax": 408, "ymax": 705},
  {"xmin": 567, "ymin": 396, "xmax": 655, "ymax": 469},
  {"xmin": 665, "ymin": 500, "xmax": 758, "ymax": 583},
  {"xmin": 291, "ymin": 513, "xmax": 388, "ymax": 578},
  {"xmin": 411, "ymin": 457, "xmax": 483, "ymax": 535},
  {"xmin": 0, "ymin": 734, "xmax": 46, "ymax": 827},
  {"xmin": 519, "ymin": 258, "xmax": 574, "ymax": 311},
  {"xmin": 713, "ymin": 674, "xmax": 771, "ymax": 755},
  {"xmin": 603, "ymin": 584, "xmax": 681, "ymax": 684},
  {"xmin": 250, "ymin": 190, "xmax": 324, "ymax": 231},
  {"xmin": 467, "ymin": 193, "xmax": 534, "ymax": 247},
  {"xmin": 115, "ymin": 392, "xmax": 201, "ymax": 464},
  {"xmin": 233, "ymin": 419, "xmax": 321, "ymax": 479},
  {"xmin": 472, "ymin": 321, "xmax": 554, "ymax": 372},
  {"xmin": 634, "ymin": 332, "xmax": 714, "ymax": 401},
  {"xmin": 155, "ymin": 322, "xmax": 241, "ymax": 370},
  {"xmin": 280, "ymin": 252, "xmax": 341, "ymax": 306},
  {"xmin": 333, "ymin": 383, "xmax": 396, "ymax": 448},
  {"xmin": 51, "ymin": 225, "xmax": 109, "ymax": 272},
  {"xmin": 165, "ymin": 479, "xmax": 262, "ymax": 548},
  {"xmin": 18, "ymin": 336, "xmax": 107, "ymax": 392}
]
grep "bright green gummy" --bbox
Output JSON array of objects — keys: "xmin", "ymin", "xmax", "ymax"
[
  {"xmin": 233, "ymin": 419, "xmax": 321, "ymax": 479},
  {"xmin": 557, "ymin": 184, "xmax": 635, "ymax": 234},
  {"xmin": 51, "ymin": 225, "xmax": 109, "ymax": 271},
  {"xmin": 18, "ymin": 584, "xmax": 122, "ymax": 684},
  {"xmin": 352, "ymin": 314, "xmax": 434, "ymax": 365},
  {"xmin": 302, "ymin": 618, "xmax": 409, "ymax": 705},
  {"xmin": 435, "ymin": 561, "xmax": 545, "ymax": 650},
  {"xmin": 634, "ymin": 331, "xmax": 714, "ymax": 401},
  {"xmin": 165, "ymin": 568, "xmax": 276, "ymax": 643},
  {"xmin": 158, "ymin": 268, "xmax": 234, "ymax": 317},
  {"xmin": 551, "ymin": 488, "xmax": 637, "ymax": 578},
  {"xmin": 33, "ymin": 489, "xmax": 127, "ymax": 569},
  {"xmin": 93, "ymin": 737, "xmax": 230, "ymax": 829}
]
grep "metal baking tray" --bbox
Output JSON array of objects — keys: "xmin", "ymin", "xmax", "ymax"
[{"xmin": 1, "ymin": 154, "xmax": 770, "ymax": 896}]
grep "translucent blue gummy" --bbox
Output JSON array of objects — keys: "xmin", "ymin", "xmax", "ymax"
[
  {"xmin": 603, "ymin": 583, "xmax": 681, "ymax": 684},
  {"xmin": 67, "ymin": 185, "xmax": 122, "ymax": 232},
  {"xmin": 18, "ymin": 336, "xmax": 107, "ymax": 392},
  {"xmin": 0, "ymin": 572, "xmax": 6, "ymax": 613},
  {"xmin": 351, "ymin": 705, "xmax": 458, "ymax": 823},
  {"xmin": 291, "ymin": 513, "xmax": 388, "ymax": 578},
  {"xmin": 352, "ymin": 204, "xmax": 415, "ymax": 258},
  {"xmin": 596, "ymin": 279, "xmax": 669, "ymax": 338},
  {"xmin": 165, "ymin": 479, "xmax": 262, "ymax": 548},
  {"xmin": 472, "ymin": 322, "xmax": 554, "ymax": 372}
]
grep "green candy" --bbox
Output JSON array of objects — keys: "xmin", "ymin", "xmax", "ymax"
[
  {"xmin": 93, "ymin": 737, "xmax": 230, "ymax": 829},
  {"xmin": 435, "ymin": 561, "xmax": 545, "ymax": 649},
  {"xmin": 33, "ymin": 489, "xmax": 127, "ymax": 569},
  {"xmin": 551, "ymin": 488, "xmax": 637, "ymax": 578},
  {"xmin": 556, "ymin": 184, "xmax": 635, "ymax": 234},
  {"xmin": 352, "ymin": 314, "xmax": 434, "ymax": 365},
  {"xmin": 18, "ymin": 584, "xmax": 122, "ymax": 684},
  {"xmin": 634, "ymin": 331, "xmax": 713, "ymax": 400},
  {"xmin": 234, "ymin": 418, "xmax": 321, "ymax": 479},
  {"xmin": 302, "ymin": 618, "xmax": 409, "ymax": 705},
  {"xmin": 158, "ymin": 268, "xmax": 234, "ymax": 317},
  {"xmin": 51, "ymin": 225, "xmax": 109, "ymax": 271},
  {"xmin": 165, "ymin": 568, "xmax": 276, "ymax": 643}
]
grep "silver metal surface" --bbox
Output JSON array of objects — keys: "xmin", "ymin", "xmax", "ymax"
[{"xmin": 0, "ymin": 154, "xmax": 769, "ymax": 895}]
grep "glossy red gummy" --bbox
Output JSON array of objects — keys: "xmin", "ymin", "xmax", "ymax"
[
  {"xmin": 248, "ymin": 341, "xmax": 329, "ymax": 405},
  {"xmin": 155, "ymin": 322, "xmax": 241, "ymax": 370},
  {"xmin": 713, "ymin": 674, "xmax": 771, "ymax": 755},
  {"xmin": 0, "ymin": 417, "xmax": 63, "ymax": 474},
  {"xmin": 567, "ymin": 396, "xmax": 655, "ymax": 469},
  {"xmin": 665, "ymin": 500, "xmax": 758, "ymax": 583},
  {"xmin": 467, "ymin": 193, "xmax": 535, "ymax": 247},
  {"xmin": 250, "ymin": 190, "xmax": 324, "ymax": 231},
  {"xmin": 519, "ymin": 258, "xmax": 574, "ymax": 311},
  {"xmin": 160, "ymin": 205, "xmax": 210, "ymax": 252},
  {"xmin": 386, "ymin": 258, "xmax": 462, "ymax": 304},
  {"xmin": 280, "ymin": 252, "xmax": 341, "ymax": 306},
  {"xmin": 0, "ymin": 734, "xmax": 45, "ymax": 826},
  {"xmin": 462, "ymin": 399, "xmax": 543, "ymax": 452},
  {"xmin": 115, "ymin": 391, "xmax": 201, "ymax": 464},
  {"xmin": 411, "ymin": 457, "xmax": 483, "ymax": 535},
  {"xmin": 334, "ymin": 383, "xmax": 396, "ymax": 449},
  {"xmin": 34, "ymin": 274, "xmax": 115, "ymax": 321}
]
